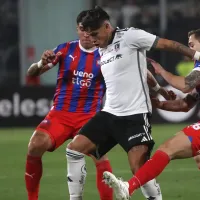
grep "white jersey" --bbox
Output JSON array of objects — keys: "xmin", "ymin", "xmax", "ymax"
[{"xmin": 100, "ymin": 27, "xmax": 158, "ymax": 116}]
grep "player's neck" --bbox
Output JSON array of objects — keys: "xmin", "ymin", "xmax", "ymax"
[
  {"xmin": 107, "ymin": 27, "xmax": 117, "ymax": 45},
  {"xmin": 79, "ymin": 40, "xmax": 97, "ymax": 53}
]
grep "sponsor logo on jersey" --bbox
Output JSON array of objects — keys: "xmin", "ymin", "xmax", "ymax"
[
  {"xmin": 100, "ymin": 54, "xmax": 122, "ymax": 66},
  {"xmin": 114, "ymin": 43, "xmax": 120, "ymax": 51},
  {"xmin": 72, "ymin": 70, "xmax": 94, "ymax": 88},
  {"xmin": 96, "ymin": 59, "xmax": 101, "ymax": 66}
]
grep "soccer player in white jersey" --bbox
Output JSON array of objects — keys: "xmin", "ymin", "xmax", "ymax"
[
  {"xmin": 66, "ymin": 6, "xmax": 200, "ymax": 200},
  {"xmin": 101, "ymin": 28, "xmax": 200, "ymax": 199}
]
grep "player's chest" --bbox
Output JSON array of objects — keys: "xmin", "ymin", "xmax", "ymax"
[
  {"xmin": 100, "ymin": 41, "xmax": 132, "ymax": 74},
  {"xmin": 61, "ymin": 52, "xmax": 101, "ymax": 79}
]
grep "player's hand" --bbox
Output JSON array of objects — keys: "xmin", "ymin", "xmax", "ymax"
[
  {"xmin": 158, "ymin": 88, "xmax": 177, "ymax": 100},
  {"xmin": 149, "ymin": 60, "xmax": 165, "ymax": 75},
  {"xmin": 167, "ymin": 90, "xmax": 177, "ymax": 100},
  {"xmin": 41, "ymin": 50, "xmax": 56, "ymax": 66},
  {"xmin": 150, "ymin": 96, "xmax": 162, "ymax": 108}
]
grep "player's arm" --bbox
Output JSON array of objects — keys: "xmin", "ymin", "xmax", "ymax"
[
  {"xmin": 150, "ymin": 60, "xmax": 200, "ymax": 93},
  {"xmin": 155, "ymin": 38, "xmax": 200, "ymax": 61},
  {"xmin": 27, "ymin": 50, "xmax": 57, "ymax": 76},
  {"xmin": 147, "ymin": 69, "xmax": 176, "ymax": 100},
  {"xmin": 152, "ymin": 89, "xmax": 199, "ymax": 112},
  {"xmin": 125, "ymin": 28, "xmax": 200, "ymax": 61}
]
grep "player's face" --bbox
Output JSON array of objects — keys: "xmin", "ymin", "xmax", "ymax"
[
  {"xmin": 188, "ymin": 34, "xmax": 200, "ymax": 51},
  {"xmin": 77, "ymin": 24, "xmax": 94, "ymax": 49},
  {"xmin": 86, "ymin": 22, "xmax": 111, "ymax": 48}
]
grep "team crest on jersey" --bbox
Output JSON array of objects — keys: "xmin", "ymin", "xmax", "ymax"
[
  {"xmin": 114, "ymin": 43, "xmax": 120, "ymax": 52},
  {"xmin": 96, "ymin": 59, "xmax": 101, "ymax": 66}
]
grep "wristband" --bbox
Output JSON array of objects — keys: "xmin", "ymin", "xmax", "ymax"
[
  {"xmin": 193, "ymin": 51, "xmax": 200, "ymax": 61},
  {"xmin": 152, "ymin": 83, "xmax": 160, "ymax": 92}
]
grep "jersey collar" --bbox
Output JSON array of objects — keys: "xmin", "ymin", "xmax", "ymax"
[
  {"xmin": 79, "ymin": 40, "xmax": 97, "ymax": 53},
  {"xmin": 108, "ymin": 27, "xmax": 118, "ymax": 45}
]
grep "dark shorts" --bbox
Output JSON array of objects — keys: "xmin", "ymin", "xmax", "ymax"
[{"xmin": 79, "ymin": 111, "xmax": 155, "ymax": 159}]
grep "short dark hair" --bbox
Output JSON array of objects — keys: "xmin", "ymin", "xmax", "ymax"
[
  {"xmin": 81, "ymin": 6, "xmax": 110, "ymax": 31},
  {"xmin": 76, "ymin": 10, "xmax": 88, "ymax": 24},
  {"xmin": 188, "ymin": 29, "xmax": 200, "ymax": 41}
]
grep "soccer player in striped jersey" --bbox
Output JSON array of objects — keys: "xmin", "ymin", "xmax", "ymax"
[{"xmin": 25, "ymin": 10, "xmax": 113, "ymax": 200}]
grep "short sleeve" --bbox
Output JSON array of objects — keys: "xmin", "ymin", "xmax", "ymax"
[
  {"xmin": 124, "ymin": 27, "xmax": 159, "ymax": 51},
  {"xmin": 193, "ymin": 61, "xmax": 200, "ymax": 71},
  {"xmin": 53, "ymin": 42, "xmax": 68, "ymax": 54}
]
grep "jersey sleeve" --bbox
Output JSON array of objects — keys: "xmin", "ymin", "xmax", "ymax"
[
  {"xmin": 52, "ymin": 42, "xmax": 69, "ymax": 66},
  {"xmin": 124, "ymin": 27, "xmax": 158, "ymax": 51},
  {"xmin": 53, "ymin": 42, "xmax": 68, "ymax": 54},
  {"xmin": 192, "ymin": 61, "xmax": 200, "ymax": 71}
]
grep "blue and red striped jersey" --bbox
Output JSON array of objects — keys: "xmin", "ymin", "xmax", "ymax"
[
  {"xmin": 194, "ymin": 60, "xmax": 200, "ymax": 70},
  {"xmin": 52, "ymin": 40, "xmax": 105, "ymax": 113},
  {"xmin": 193, "ymin": 60, "xmax": 200, "ymax": 94}
]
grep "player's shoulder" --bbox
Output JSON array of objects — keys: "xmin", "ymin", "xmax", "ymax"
[
  {"xmin": 68, "ymin": 39, "xmax": 79, "ymax": 45},
  {"xmin": 194, "ymin": 60, "xmax": 200, "ymax": 68},
  {"xmin": 53, "ymin": 40, "xmax": 79, "ymax": 53},
  {"xmin": 116, "ymin": 27, "xmax": 143, "ymax": 39},
  {"xmin": 117, "ymin": 27, "xmax": 142, "ymax": 33},
  {"xmin": 115, "ymin": 27, "xmax": 130, "ymax": 37}
]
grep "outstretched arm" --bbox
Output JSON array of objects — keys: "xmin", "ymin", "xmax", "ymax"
[
  {"xmin": 147, "ymin": 65, "xmax": 176, "ymax": 100},
  {"xmin": 150, "ymin": 61, "xmax": 200, "ymax": 93},
  {"xmin": 155, "ymin": 38, "xmax": 200, "ymax": 61},
  {"xmin": 152, "ymin": 89, "xmax": 199, "ymax": 112},
  {"xmin": 27, "ymin": 62, "xmax": 51, "ymax": 76}
]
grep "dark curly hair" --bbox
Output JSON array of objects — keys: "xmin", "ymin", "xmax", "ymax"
[
  {"xmin": 81, "ymin": 6, "xmax": 110, "ymax": 31},
  {"xmin": 76, "ymin": 10, "xmax": 88, "ymax": 24}
]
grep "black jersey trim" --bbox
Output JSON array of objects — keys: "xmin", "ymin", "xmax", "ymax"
[{"xmin": 151, "ymin": 36, "xmax": 160, "ymax": 49}]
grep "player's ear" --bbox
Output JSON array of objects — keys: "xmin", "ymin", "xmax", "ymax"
[{"xmin": 104, "ymin": 22, "xmax": 110, "ymax": 31}]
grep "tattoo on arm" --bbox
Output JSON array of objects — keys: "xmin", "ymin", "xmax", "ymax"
[
  {"xmin": 170, "ymin": 41, "xmax": 195, "ymax": 58},
  {"xmin": 27, "ymin": 63, "xmax": 40, "ymax": 76},
  {"xmin": 156, "ymin": 38, "xmax": 195, "ymax": 59},
  {"xmin": 184, "ymin": 71, "xmax": 200, "ymax": 91}
]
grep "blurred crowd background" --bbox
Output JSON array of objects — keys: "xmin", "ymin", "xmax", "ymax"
[
  {"xmin": 0, "ymin": 0, "xmax": 199, "ymax": 87},
  {"xmin": 0, "ymin": 0, "xmax": 199, "ymax": 126}
]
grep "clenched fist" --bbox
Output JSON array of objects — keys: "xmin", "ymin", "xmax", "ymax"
[{"xmin": 41, "ymin": 50, "xmax": 56, "ymax": 66}]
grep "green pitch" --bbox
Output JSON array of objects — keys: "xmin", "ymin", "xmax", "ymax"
[{"xmin": 1, "ymin": 124, "xmax": 199, "ymax": 200}]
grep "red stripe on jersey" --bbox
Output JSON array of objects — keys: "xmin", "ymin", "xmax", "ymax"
[
  {"xmin": 54, "ymin": 43, "xmax": 70, "ymax": 107},
  {"xmin": 62, "ymin": 44, "xmax": 81, "ymax": 111},
  {"xmin": 77, "ymin": 52, "xmax": 95, "ymax": 112}
]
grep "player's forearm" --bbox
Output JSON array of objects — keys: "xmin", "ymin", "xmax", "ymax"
[
  {"xmin": 158, "ymin": 99, "xmax": 190, "ymax": 112},
  {"xmin": 156, "ymin": 38, "xmax": 196, "ymax": 59},
  {"xmin": 159, "ymin": 68, "xmax": 186, "ymax": 92},
  {"xmin": 27, "ymin": 61, "xmax": 50, "ymax": 76},
  {"xmin": 147, "ymin": 70, "xmax": 157, "ymax": 87},
  {"xmin": 27, "ymin": 63, "xmax": 41, "ymax": 76}
]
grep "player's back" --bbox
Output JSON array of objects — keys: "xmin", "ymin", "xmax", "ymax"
[{"xmin": 53, "ymin": 40, "xmax": 105, "ymax": 113}]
